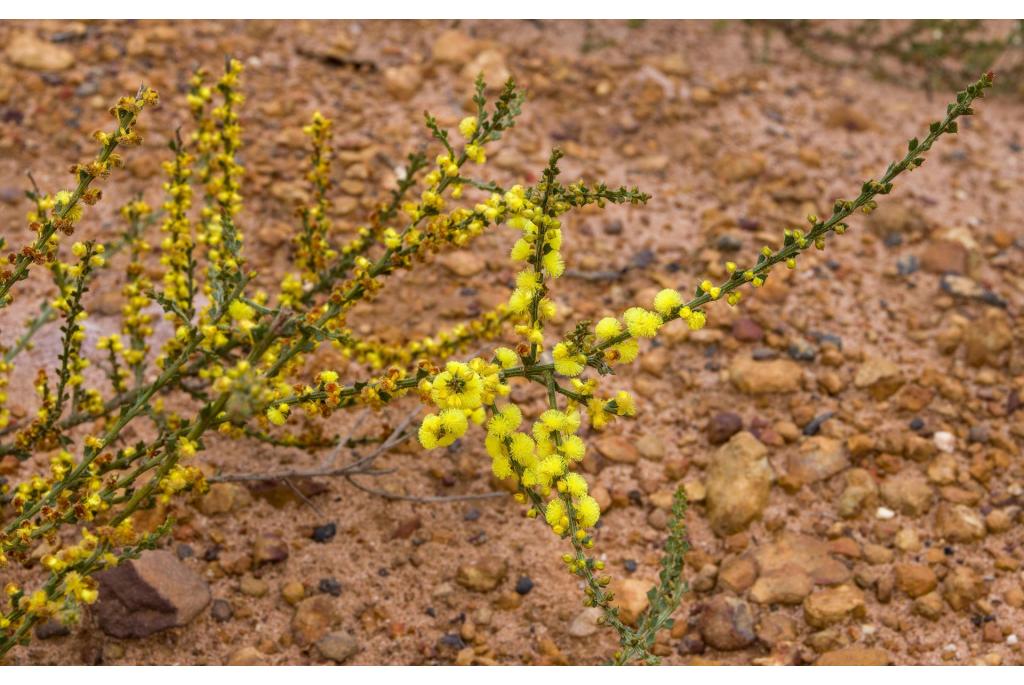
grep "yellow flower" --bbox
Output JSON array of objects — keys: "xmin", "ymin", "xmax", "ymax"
[
  {"xmin": 553, "ymin": 342, "xmax": 585, "ymax": 377},
  {"xmin": 487, "ymin": 404, "xmax": 522, "ymax": 438},
  {"xmin": 228, "ymin": 299, "xmax": 255, "ymax": 323},
  {"xmin": 563, "ymin": 472, "xmax": 588, "ymax": 498},
  {"xmin": 577, "ymin": 495, "xmax": 601, "ymax": 528},
  {"xmin": 430, "ymin": 361, "xmax": 484, "ymax": 410},
  {"xmin": 266, "ymin": 405, "xmax": 288, "ymax": 426},
  {"xmin": 653, "ymin": 289, "xmax": 682, "ymax": 317},
  {"xmin": 459, "ymin": 116, "xmax": 478, "ymax": 139},
  {"xmin": 612, "ymin": 339, "xmax": 639, "ymax": 363},
  {"xmin": 493, "ymin": 347, "xmax": 518, "ymax": 369},
  {"xmin": 687, "ymin": 310, "xmax": 707, "ymax": 330},
  {"xmin": 545, "ymin": 498, "xmax": 567, "ymax": 527},
  {"xmin": 595, "ymin": 317, "xmax": 622, "ymax": 341},
  {"xmin": 614, "ymin": 390, "xmax": 636, "ymax": 417},
  {"xmin": 623, "ymin": 307, "xmax": 661, "ymax": 338},
  {"xmin": 559, "ymin": 434, "xmax": 586, "ymax": 462}
]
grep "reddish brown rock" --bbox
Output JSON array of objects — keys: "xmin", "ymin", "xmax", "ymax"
[
  {"xmin": 731, "ymin": 317, "xmax": 764, "ymax": 342},
  {"xmin": 94, "ymin": 551, "xmax": 211, "ymax": 639},
  {"xmin": 753, "ymin": 532, "xmax": 851, "ymax": 586},
  {"xmin": 252, "ymin": 535, "xmax": 289, "ymax": 565},
  {"xmin": 456, "ymin": 559, "xmax": 508, "ymax": 592},
  {"xmin": 750, "ymin": 567, "xmax": 814, "ymax": 605},
  {"xmin": 698, "ymin": 596, "xmax": 757, "ymax": 650},
  {"xmin": 920, "ymin": 240, "xmax": 968, "ymax": 275},
  {"xmin": 593, "ymin": 434, "xmax": 641, "ymax": 464},
  {"xmin": 782, "ymin": 436, "xmax": 849, "ymax": 488},
  {"xmin": 943, "ymin": 566, "xmax": 985, "ymax": 611},
  {"xmin": 292, "ymin": 595, "xmax": 340, "ymax": 647},
  {"xmin": 854, "ymin": 357, "xmax": 904, "ymax": 400},
  {"xmin": 707, "ymin": 411, "xmax": 743, "ymax": 445},
  {"xmin": 610, "ymin": 578, "xmax": 650, "ymax": 626},
  {"xmin": 934, "ymin": 502, "xmax": 985, "ymax": 542},
  {"xmin": 880, "ymin": 470, "xmax": 934, "ymax": 517},
  {"xmin": 705, "ymin": 432, "xmax": 774, "ymax": 535},
  {"xmin": 894, "ymin": 563, "xmax": 938, "ymax": 598},
  {"xmin": 803, "ymin": 584, "xmax": 866, "ymax": 629},
  {"xmin": 729, "ymin": 357, "xmax": 802, "ymax": 395}
]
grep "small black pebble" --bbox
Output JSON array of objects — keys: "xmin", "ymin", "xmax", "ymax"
[
  {"xmin": 203, "ymin": 545, "xmax": 222, "ymax": 562},
  {"xmin": 211, "ymin": 599, "xmax": 234, "ymax": 622},
  {"xmin": 463, "ymin": 508, "xmax": 481, "ymax": 521},
  {"xmin": 318, "ymin": 577, "xmax": 342, "ymax": 596},
  {"xmin": 439, "ymin": 634, "xmax": 465, "ymax": 650},
  {"xmin": 425, "ymin": 607, "xmax": 436, "ymax": 617},
  {"xmin": 176, "ymin": 544, "xmax": 194, "ymax": 560},
  {"xmin": 312, "ymin": 522, "xmax": 337, "ymax": 543},
  {"xmin": 802, "ymin": 411, "xmax": 834, "ymax": 436},
  {"xmin": 909, "ymin": 417, "xmax": 925, "ymax": 431},
  {"xmin": 515, "ymin": 576, "xmax": 534, "ymax": 595},
  {"xmin": 624, "ymin": 559, "xmax": 638, "ymax": 573},
  {"xmin": 944, "ymin": 546, "xmax": 955, "ymax": 556},
  {"xmin": 378, "ymin": 568, "xmax": 390, "ymax": 577}
]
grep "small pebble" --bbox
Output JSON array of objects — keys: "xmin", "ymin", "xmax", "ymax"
[
  {"xmin": 1007, "ymin": 634, "xmax": 1019, "ymax": 646},
  {"xmin": 312, "ymin": 522, "xmax": 337, "ymax": 543},
  {"xmin": 624, "ymin": 559, "xmax": 638, "ymax": 573},
  {"xmin": 876, "ymin": 506, "xmax": 896, "ymax": 520},
  {"xmin": 319, "ymin": 577, "xmax": 342, "ymax": 596},
  {"xmin": 211, "ymin": 599, "xmax": 234, "ymax": 622},
  {"xmin": 802, "ymin": 411, "xmax": 834, "ymax": 436},
  {"xmin": 515, "ymin": 576, "xmax": 534, "ymax": 595},
  {"xmin": 933, "ymin": 431, "xmax": 956, "ymax": 453}
]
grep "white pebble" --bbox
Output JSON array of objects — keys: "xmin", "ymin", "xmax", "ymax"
[
  {"xmin": 933, "ymin": 431, "xmax": 956, "ymax": 453},
  {"xmin": 876, "ymin": 506, "xmax": 896, "ymax": 520},
  {"xmin": 1008, "ymin": 634, "xmax": 1019, "ymax": 646}
]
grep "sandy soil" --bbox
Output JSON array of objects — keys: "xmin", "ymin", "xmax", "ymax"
[{"xmin": 1, "ymin": 19, "xmax": 1023, "ymax": 665}]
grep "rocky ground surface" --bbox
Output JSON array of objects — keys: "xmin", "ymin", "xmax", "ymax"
[{"xmin": 1, "ymin": 19, "xmax": 1024, "ymax": 666}]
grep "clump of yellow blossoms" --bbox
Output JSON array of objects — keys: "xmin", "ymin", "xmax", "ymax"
[{"xmin": 0, "ymin": 64, "xmax": 995, "ymax": 664}]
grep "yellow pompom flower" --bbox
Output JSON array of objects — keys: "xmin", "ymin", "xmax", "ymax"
[
  {"xmin": 459, "ymin": 116, "xmax": 478, "ymax": 139},
  {"xmin": 545, "ymin": 498, "xmax": 567, "ymax": 527},
  {"xmin": 653, "ymin": 288, "xmax": 682, "ymax": 317},
  {"xmin": 614, "ymin": 390, "xmax": 636, "ymax": 417},
  {"xmin": 266, "ymin": 404, "xmax": 288, "ymax": 426},
  {"xmin": 430, "ymin": 361, "xmax": 484, "ymax": 410},
  {"xmin": 563, "ymin": 472, "xmax": 588, "ymax": 498},
  {"xmin": 687, "ymin": 310, "xmax": 707, "ymax": 330},
  {"xmin": 418, "ymin": 413, "xmax": 443, "ymax": 449},
  {"xmin": 508, "ymin": 432, "xmax": 536, "ymax": 465},
  {"xmin": 488, "ymin": 404, "xmax": 523, "ymax": 438},
  {"xmin": 559, "ymin": 434, "xmax": 586, "ymax": 461},
  {"xmin": 613, "ymin": 339, "xmax": 639, "ymax": 363},
  {"xmin": 623, "ymin": 307, "xmax": 661, "ymax": 338},
  {"xmin": 595, "ymin": 317, "xmax": 622, "ymax": 340},
  {"xmin": 494, "ymin": 347, "xmax": 518, "ymax": 369},
  {"xmin": 577, "ymin": 495, "xmax": 601, "ymax": 528},
  {"xmin": 492, "ymin": 455, "xmax": 513, "ymax": 479},
  {"xmin": 553, "ymin": 342, "xmax": 585, "ymax": 377}
]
